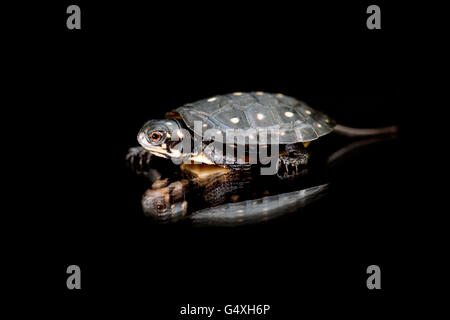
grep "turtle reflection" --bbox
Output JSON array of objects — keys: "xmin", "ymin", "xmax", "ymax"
[
  {"xmin": 140, "ymin": 165, "xmax": 326, "ymax": 225},
  {"xmin": 141, "ymin": 164, "xmax": 257, "ymax": 222},
  {"xmin": 131, "ymin": 155, "xmax": 327, "ymax": 225},
  {"xmin": 128, "ymin": 132, "xmax": 397, "ymax": 226},
  {"xmin": 189, "ymin": 184, "xmax": 329, "ymax": 226},
  {"xmin": 141, "ymin": 178, "xmax": 189, "ymax": 221}
]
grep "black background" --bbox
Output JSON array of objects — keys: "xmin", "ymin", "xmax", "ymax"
[{"xmin": 12, "ymin": 1, "xmax": 431, "ymax": 318}]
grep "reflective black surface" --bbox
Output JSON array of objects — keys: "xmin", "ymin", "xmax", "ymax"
[
  {"xmin": 18, "ymin": 1, "xmax": 425, "ymax": 318},
  {"xmin": 127, "ymin": 130, "xmax": 398, "ymax": 226}
]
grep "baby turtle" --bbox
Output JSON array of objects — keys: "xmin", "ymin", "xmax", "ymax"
[
  {"xmin": 131, "ymin": 92, "xmax": 397, "ymax": 177},
  {"xmin": 127, "ymin": 92, "xmax": 398, "ymax": 224}
]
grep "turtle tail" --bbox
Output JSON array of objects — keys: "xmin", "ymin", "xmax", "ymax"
[{"xmin": 334, "ymin": 124, "xmax": 398, "ymax": 137}]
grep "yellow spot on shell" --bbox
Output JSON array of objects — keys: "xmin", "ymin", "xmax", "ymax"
[
  {"xmin": 302, "ymin": 141, "xmax": 311, "ymax": 148},
  {"xmin": 284, "ymin": 111, "xmax": 294, "ymax": 118}
]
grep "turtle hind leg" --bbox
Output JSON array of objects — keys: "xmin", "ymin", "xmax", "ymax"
[
  {"xmin": 277, "ymin": 155, "xmax": 309, "ymax": 179},
  {"xmin": 277, "ymin": 143, "xmax": 310, "ymax": 179}
]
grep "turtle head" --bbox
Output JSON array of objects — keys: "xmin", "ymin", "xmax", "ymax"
[
  {"xmin": 138, "ymin": 119, "xmax": 188, "ymax": 161},
  {"xmin": 142, "ymin": 180, "xmax": 189, "ymax": 222}
]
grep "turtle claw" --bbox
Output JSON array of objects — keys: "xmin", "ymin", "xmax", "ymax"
[{"xmin": 126, "ymin": 147, "xmax": 152, "ymax": 172}]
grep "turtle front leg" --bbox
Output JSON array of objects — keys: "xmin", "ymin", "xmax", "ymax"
[
  {"xmin": 126, "ymin": 147, "xmax": 152, "ymax": 171},
  {"xmin": 276, "ymin": 144, "xmax": 310, "ymax": 179}
]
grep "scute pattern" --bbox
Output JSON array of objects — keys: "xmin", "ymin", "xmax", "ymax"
[{"xmin": 172, "ymin": 92, "xmax": 335, "ymax": 143}]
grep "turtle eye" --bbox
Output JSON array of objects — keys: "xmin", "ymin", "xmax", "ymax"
[
  {"xmin": 154, "ymin": 201, "xmax": 168, "ymax": 213},
  {"xmin": 149, "ymin": 131, "xmax": 163, "ymax": 143}
]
